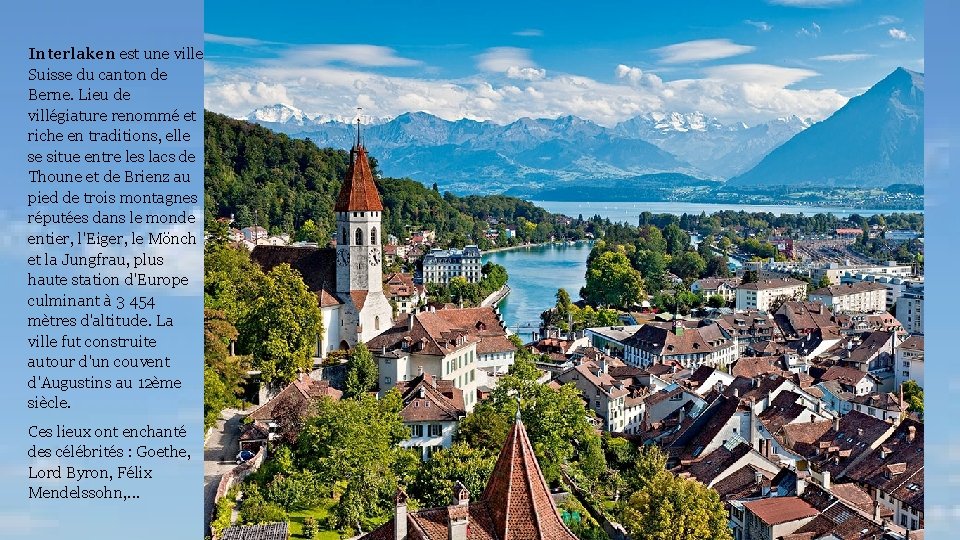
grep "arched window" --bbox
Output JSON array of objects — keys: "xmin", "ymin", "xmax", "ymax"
[
  {"xmin": 355, "ymin": 228, "xmax": 363, "ymax": 246},
  {"xmin": 341, "ymin": 227, "xmax": 348, "ymax": 246},
  {"xmin": 375, "ymin": 316, "xmax": 380, "ymax": 331},
  {"xmin": 370, "ymin": 227, "xmax": 378, "ymax": 245}
]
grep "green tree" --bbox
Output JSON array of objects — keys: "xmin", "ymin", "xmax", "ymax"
[
  {"xmin": 583, "ymin": 248, "xmax": 645, "ymax": 308},
  {"xmin": 663, "ymin": 223, "xmax": 689, "ymax": 256},
  {"xmin": 707, "ymin": 294, "xmax": 727, "ymax": 308},
  {"xmin": 901, "ymin": 380, "xmax": 923, "ymax": 416},
  {"xmin": 670, "ymin": 251, "xmax": 707, "ymax": 281},
  {"xmin": 238, "ymin": 264, "xmax": 323, "ymax": 384},
  {"xmin": 296, "ymin": 391, "xmax": 411, "ymax": 530},
  {"xmin": 203, "ymin": 309, "xmax": 249, "ymax": 429},
  {"xmin": 456, "ymin": 400, "xmax": 512, "ymax": 453},
  {"xmin": 344, "ymin": 343, "xmax": 378, "ymax": 398},
  {"xmin": 635, "ymin": 250, "xmax": 668, "ymax": 294},
  {"xmin": 410, "ymin": 443, "xmax": 497, "ymax": 508},
  {"xmin": 620, "ymin": 450, "xmax": 732, "ymax": 540}
]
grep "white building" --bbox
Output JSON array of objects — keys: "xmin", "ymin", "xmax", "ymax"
[
  {"xmin": 895, "ymin": 335, "xmax": 924, "ymax": 389},
  {"xmin": 422, "ymin": 246, "xmax": 483, "ymax": 285},
  {"xmin": 368, "ymin": 306, "xmax": 516, "ymax": 412},
  {"xmin": 735, "ymin": 278, "xmax": 807, "ymax": 312},
  {"xmin": 812, "ymin": 261, "xmax": 913, "ymax": 285},
  {"xmin": 554, "ymin": 357, "xmax": 630, "ymax": 432},
  {"xmin": 895, "ymin": 285, "xmax": 924, "ymax": 335},
  {"xmin": 839, "ymin": 272, "xmax": 923, "ymax": 309},
  {"xmin": 396, "ymin": 372, "xmax": 465, "ymax": 460},
  {"xmin": 809, "ymin": 282, "xmax": 887, "ymax": 313},
  {"xmin": 691, "ymin": 277, "xmax": 740, "ymax": 304}
]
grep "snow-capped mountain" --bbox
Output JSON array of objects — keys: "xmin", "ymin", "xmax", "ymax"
[{"xmin": 730, "ymin": 68, "xmax": 923, "ymax": 188}]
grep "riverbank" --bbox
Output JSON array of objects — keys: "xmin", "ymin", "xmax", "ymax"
[
  {"xmin": 483, "ymin": 239, "xmax": 593, "ymax": 255},
  {"xmin": 481, "ymin": 285, "xmax": 511, "ymax": 307}
]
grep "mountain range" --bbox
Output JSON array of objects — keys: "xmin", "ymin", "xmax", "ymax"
[{"xmin": 239, "ymin": 68, "xmax": 923, "ymax": 197}]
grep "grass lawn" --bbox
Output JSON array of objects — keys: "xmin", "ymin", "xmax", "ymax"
[{"xmin": 287, "ymin": 502, "xmax": 343, "ymax": 540}]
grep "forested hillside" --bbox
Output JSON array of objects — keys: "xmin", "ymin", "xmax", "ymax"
[{"xmin": 204, "ymin": 111, "xmax": 571, "ymax": 248}]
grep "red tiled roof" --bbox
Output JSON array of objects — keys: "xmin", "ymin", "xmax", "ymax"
[
  {"xmin": 742, "ymin": 496, "xmax": 819, "ymax": 525},
  {"xmin": 481, "ymin": 417, "xmax": 578, "ymax": 540},
  {"xmin": 247, "ymin": 376, "xmax": 342, "ymax": 422},
  {"xmin": 335, "ymin": 145, "xmax": 383, "ymax": 212},
  {"xmin": 250, "ymin": 245, "xmax": 342, "ymax": 308}
]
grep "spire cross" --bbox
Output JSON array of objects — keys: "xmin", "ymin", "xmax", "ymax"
[{"xmin": 356, "ymin": 107, "xmax": 362, "ymax": 147}]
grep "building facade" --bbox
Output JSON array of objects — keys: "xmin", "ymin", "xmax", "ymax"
[
  {"xmin": 809, "ymin": 282, "xmax": 887, "ymax": 313},
  {"xmin": 736, "ymin": 278, "xmax": 807, "ymax": 312},
  {"xmin": 422, "ymin": 246, "xmax": 483, "ymax": 285}
]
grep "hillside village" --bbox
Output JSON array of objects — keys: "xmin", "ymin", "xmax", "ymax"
[{"xmin": 205, "ymin": 134, "xmax": 924, "ymax": 540}]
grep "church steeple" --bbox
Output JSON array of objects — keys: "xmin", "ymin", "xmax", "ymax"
[{"xmin": 334, "ymin": 113, "xmax": 383, "ymax": 212}]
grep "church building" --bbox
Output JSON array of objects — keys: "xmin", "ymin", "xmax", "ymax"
[{"xmin": 250, "ymin": 138, "xmax": 393, "ymax": 357}]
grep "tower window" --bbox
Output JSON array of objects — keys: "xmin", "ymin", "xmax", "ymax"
[
  {"xmin": 371, "ymin": 227, "xmax": 378, "ymax": 245},
  {"xmin": 356, "ymin": 228, "xmax": 363, "ymax": 246},
  {"xmin": 341, "ymin": 227, "xmax": 348, "ymax": 246},
  {"xmin": 375, "ymin": 316, "xmax": 380, "ymax": 331}
]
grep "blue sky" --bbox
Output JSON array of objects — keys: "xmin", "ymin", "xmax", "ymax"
[{"xmin": 204, "ymin": 0, "xmax": 923, "ymax": 126}]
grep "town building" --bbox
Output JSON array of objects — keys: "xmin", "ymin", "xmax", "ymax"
[
  {"xmin": 368, "ymin": 307, "xmax": 515, "ymax": 412},
  {"xmin": 809, "ymin": 282, "xmax": 888, "ymax": 313},
  {"xmin": 585, "ymin": 325, "xmax": 643, "ymax": 357},
  {"xmin": 249, "ymin": 139, "xmax": 393, "ymax": 357},
  {"xmin": 362, "ymin": 415, "xmax": 579, "ymax": 540},
  {"xmin": 894, "ymin": 335, "xmax": 924, "ymax": 390},
  {"xmin": 554, "ymin": 356, "xmax": 630, "ymax": 432},
  {"xmin": 383, "ymin": 272, "xmax": 426, "ymax": 316},
  {"xmin": 395, "ymin": 372, "xmax": 466, "ymax": 460},
  {"xmin": 692, "ymin": 277, "xmax": 741, "ymax": 304},
  {"xmin": 812, "ymin": 261, "xmax": 912, "ymax": 286},
  {"xmin": 839, "ymin": 272, "xmax": 923, "ymax": 309},
  {"xmin": 422, "ymin": 246, "xmax": 483, "ymax": 285},
  {"xmin": 736, "ymin": 278, "xmax": 807, "ymax": 312},
  {"xmin": 895, "ymin": 284, "xmax": 924, "ymax": 335},
  {"xmin": 623, "ymin": 320, "xmax": 738, "ymax": 370}
]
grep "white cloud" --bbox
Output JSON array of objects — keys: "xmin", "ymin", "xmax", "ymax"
[
  {"xmin": 877, "ymin": 15, "xmax": 902, "ymax": 25},
  {"xmin": 476, "ymin": 47, "xmax": 538, "ymax": 73},
  {"xmin": 769, "ymin": 0, "xmax": 851, "ymax": 6},
  {"xmin": 513, "ymin": 29, "xmax": 543, "ymax": 37},
  {"xmin": 814, "ymin": 53, "xmax": 874, "ymax": 62},
  {"xmin": 745, "ymin": 20, "xmax": 773, "ymax": 32},
  {"xmin": 889, "ymin": 28, "xmax": 915, "ymax": 41},
  {"xmin": 279, "ymin": 44, "xmax": 421, "ymax": 67},
  {"xmin": 797, "ymin": 22, "xmax": 822, "ymax": 37},
  {"xmin": 204, "ymin": 33, "xmax": 270, "ymax": 47},
  {"xmin": 205, "ymin": 56, "xmax": 847, "ymax": 127},
  {"xmin": 654, "ymin": 39, "xmax": 755, "ymax": 64},
  {"xmin": 506, "ymin": 66, "xmax": 546, "ymax": 80},
  {"xmin": 702, "ymin": 64, "xmax": 820, "ymax": 87}
]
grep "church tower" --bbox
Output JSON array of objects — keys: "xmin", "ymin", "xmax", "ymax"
[{"xmin": 333, "ymin": 123, "xmax": 393, "ymax": 346}]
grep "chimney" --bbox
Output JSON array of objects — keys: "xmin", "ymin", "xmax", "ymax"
[
  {"xmin": 822, "ymin": 470, "xmax": 831, "ymax": 490},
  {"xmin": 907, "ymin": 425, "xmax": 916, "ymax": 443},
  {"xmin": 796, "ymin": 476, "xmax": 807, "ymax": 496},
  {"xmin": 833, "ymin": 417, "xmax": 841, "ymax": 433},
  {"xmin": 873, "ymin": 500, "xmax": 882, "ymax": 522},
  {"xmin": 448, "ymin": 482, "xmax": 470, "ymax": 540},
  {"xmin": 408, "ymin": 313, "xmax": 415, "ymax": 331},
  {"xmin": 395, "ymin": 489, "xmax": 408, "ymax": 540}
]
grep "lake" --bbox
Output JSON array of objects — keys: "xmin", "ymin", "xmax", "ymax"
[
  {"xmin": 483, "ymin": 242, "xmax": 592, "ymax": 341},
  {"xmin": 533, "ymin": 201, "xmax": 911, "ymax": 223}
]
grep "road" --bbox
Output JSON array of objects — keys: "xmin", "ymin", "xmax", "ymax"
[{"xmin": 203, "ymin": 408, "xmax": 244, "ymax": 535}]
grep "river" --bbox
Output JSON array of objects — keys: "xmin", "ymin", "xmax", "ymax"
[
  {"xmin": 533, "ymin": 201, "xmax": 912, "ymax": 223},
  {"xmin": 483, "ymin": 242, "xmax": 592, "ymax": 341}
]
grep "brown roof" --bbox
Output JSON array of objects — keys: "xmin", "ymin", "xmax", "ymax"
[
  {"xmin": 625, "ymin": 321, "xmax": 732, "ymax": 357},
  {"xmin": 742, "ymin": 496, "xmax": 819, "ymax": 525},
  {"xmin": 783, "ymin": 498, "xmax": 883, "ymax": 540},
  {"xmin": 733, "ymin": 356, "xmax": 787, "ymax": 379},
  {"xmin": 819, "ymin": 366, "xmax": 871, "ymax": 387},
  {"xmin": 247, "ymin": 375, "xmax": 343, "ymax": 422},
  {"xmin": 396, "ymin": 372, "xmax": 465, "ymax": 422},
  {"xmin": 335, "ymin": 145, "xmax": 383, "ymax": 212},
  {"xmin": 368, "ymin": 307, "xmax": 514, "ymax": 358},
  {"xmin": 808, "ymin": 411, "xmax": 894, "ymax": 477},
  {"xmin": 811, "ymin": 281, "xmax": 888, "ymax": 297},
  {"xmin": 843, "ymin": 419, "xmax": 923, "ymax": 509},
  {"xmin": 779, "ymin": 420, "xmax": 833, "ymax": 451},
  {"xmin": 899, "ymin": 335, "xmax": 924, "ymax": 351},
  {"xmin": 711, "ymin": 464, "xmax": 774, "ymax": 503},
  {"xmin": 384, "ymin": 272, "xmax": 422, "ymax": 299},
  {"xmin": 676, "ymin": 441, "xmax": 751, "ymax": 485},
  {"xmin": 250, "ymin": 245, "xmax": 342, "ymax": 307},
  {"xmin": 481, "ymin": 417, "xmax": 578, "ymax": 540}
]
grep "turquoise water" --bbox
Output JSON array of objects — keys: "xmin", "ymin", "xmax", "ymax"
[{"xmin": 483, "ymin": 242, "xmax": 592, "ymax": 341}]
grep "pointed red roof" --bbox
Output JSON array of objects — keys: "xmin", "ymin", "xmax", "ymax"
[
  {"xmin": 335, "ymin": 145, "xmax": 383, "ymax": 212},
  {"xmin": 481, "ymin": 416, "xmax": 578, "ymax": 540}
]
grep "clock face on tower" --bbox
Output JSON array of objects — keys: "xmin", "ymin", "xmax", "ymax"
[{"xmin": 369, "ymin": 247, "xmax": 380, "ymax": 266}]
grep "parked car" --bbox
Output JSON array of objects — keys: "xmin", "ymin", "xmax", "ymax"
[{"xmin": 236, "ymin": 450, "xmax": 255, "ymax": 464}]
